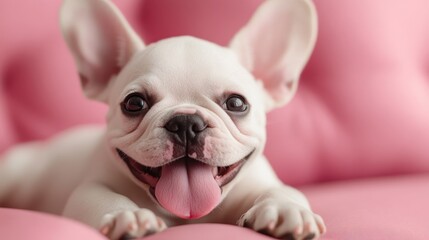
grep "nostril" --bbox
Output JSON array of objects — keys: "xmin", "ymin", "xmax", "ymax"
[
  {"xmin": 191, "ymin": 121, "xmax": 207, "ymax": 133},
  {"xmin": 165, "ymin": 121, "xmax": 180, "ymax": 133}
]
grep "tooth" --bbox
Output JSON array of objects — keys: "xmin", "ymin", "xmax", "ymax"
[{"xmin": 212, "ymin": 167, "xmax": 218, "ymax": 177}]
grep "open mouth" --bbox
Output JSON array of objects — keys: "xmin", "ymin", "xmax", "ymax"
[
  {"xmin": 117, "ymin": 148, "xmax": 254, "ymax": 219},
  {"xmin": 116, "ymin": 148, "xmax": 252, "ymax": 189}
]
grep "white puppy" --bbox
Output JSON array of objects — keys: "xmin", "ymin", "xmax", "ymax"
[{"xmin": 0, "ymin": 0, "xmax": 325, "ymax": 239}]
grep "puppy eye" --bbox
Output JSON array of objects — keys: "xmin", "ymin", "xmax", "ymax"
[
  {"xmin": 121, "ymin": 93, "xmax": 149, "ymax": 117},
  {"xmin": 224, "ymin": 95, "xmax": 249, "ymax": 113}
]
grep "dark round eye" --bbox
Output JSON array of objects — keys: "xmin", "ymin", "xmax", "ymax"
[
  {"xmin": 225, "ymin": 95, "xmax": 248, "ymax": 112},
  {"xmin": 121, "ymin": 93, "xmax": 148, "ymax": 116}
]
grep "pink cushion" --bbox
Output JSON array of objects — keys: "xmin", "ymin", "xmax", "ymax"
[
  {"xmin": 0, "ymin": 208, "xmax": 104, "ymax": 240},
  {"xmin": 0, "ymin": 0, "xmax": 107, "ymax": 152},
  {"xmin": 266, "ymin": 0, "xmax": 429, "ymax": 185},
  {"xmin": 1, "ymin": 175, "xmax": 427, "ymax": 239},
  {"xmin": 301, "ymin": 174, "xmax": 429, "ymax": 240},
  {"xmin": 0, "ymin": 208, "xmax": 295, "ymax": 239}
]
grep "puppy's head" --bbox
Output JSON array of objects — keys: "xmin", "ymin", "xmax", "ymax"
[{"xmin": 61, "ymin": 0, "xmax": 317, "ymax": 219}]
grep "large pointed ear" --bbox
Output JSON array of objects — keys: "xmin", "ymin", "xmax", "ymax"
[
  {"xmin": 229, "ymin": 0, "xmax": 317, "ymax": 110},
  {"xmin": 60, "ymin": 0, "xmax": 144, "ymax": 102}
]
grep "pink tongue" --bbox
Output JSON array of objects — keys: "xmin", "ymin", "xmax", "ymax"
[{"xmin": 155, "ymin": 158, "xmax": 221, "ymax": 219}]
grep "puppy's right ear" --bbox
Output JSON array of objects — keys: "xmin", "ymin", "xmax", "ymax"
[{"xmin": 60, "ymin": 0, "xmax": 144, "ymax": 102}]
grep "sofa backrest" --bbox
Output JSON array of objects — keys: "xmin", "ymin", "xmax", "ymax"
[
  {"xmin": 267, "ymin": 0, "xmax": 429, "ymax": 185},
  {"xmin": 1, "ymin": 0, "xmax": 428, "ymax": 186}
]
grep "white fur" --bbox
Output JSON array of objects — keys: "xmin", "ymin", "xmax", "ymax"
[{"xmin": 0, "ymin": 0, "xmax": 325, "ymax": 239}]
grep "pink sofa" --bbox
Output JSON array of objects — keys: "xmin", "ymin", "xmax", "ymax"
[{"xmin": 1, "ymin": 0, "xmax": 428, "ymax": 239}]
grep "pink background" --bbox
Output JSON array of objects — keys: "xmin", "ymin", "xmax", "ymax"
[{"xmin": 1, "ymin": 0, "xmax": 428, "ymax": 239}]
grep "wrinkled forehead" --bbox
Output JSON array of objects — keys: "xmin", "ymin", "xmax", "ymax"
[{"xmin": 120, "ymin": 36, "xmax": 256, "ymax": 97}]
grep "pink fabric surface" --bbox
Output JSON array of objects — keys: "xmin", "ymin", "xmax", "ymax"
[
  {"xmin": 0, "ymin": 0, "xmax": 107, "ymax": 152},
  {"xmin": 266, "ymin": 0, "xmax": 429, "ymax": 185},
  {"xmin": 145, "ymin": 224, "xmax": 276, "ymax": 240},
  {"xmin": 0, "ymin": 208, "xmax": 311, "ymax": 240},
  {"xmin": 0, "ymin": 208, "xmax": 104, "ymax": 240},
  {"xmin": 301, "ymin": 174, "xmax": 429, "ymax": 240},
  {"xmin": 1, "ymin": 175, "xmax": 427, "ymax": 239}
]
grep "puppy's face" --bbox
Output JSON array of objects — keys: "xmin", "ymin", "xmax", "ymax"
[
  {"xmin": 108, "ymin": 37, "xmax": 265, "ymax": 176},
  {"xmin": 61, "ymin": 0, "xmax": 317, "ymax": 219},
  {"xmin": 106, "ymin": 37, "xmax": 266, "ymax": 218}
]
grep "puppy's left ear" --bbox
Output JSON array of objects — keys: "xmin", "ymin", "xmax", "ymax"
[
  {"xmin": 60, "ymin": 0, "xmax": 144, "ymax": 102},
  {"xmin": 229, "ymin": 0, "xmax": 317, "ymax": 110}
]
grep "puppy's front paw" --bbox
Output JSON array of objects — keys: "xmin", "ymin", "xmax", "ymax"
[
  {"xmin": 238, "ymin": 199, "xmax": 326, "ymax": 240},
  {"xmin": 99, "ymin": 209, "xmax": 167, "ymax": 240}
]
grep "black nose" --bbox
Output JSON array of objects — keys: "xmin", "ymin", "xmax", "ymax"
[{"xmin": 165, "ymin": 114, "xmax": 208, "ymax": 144}]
